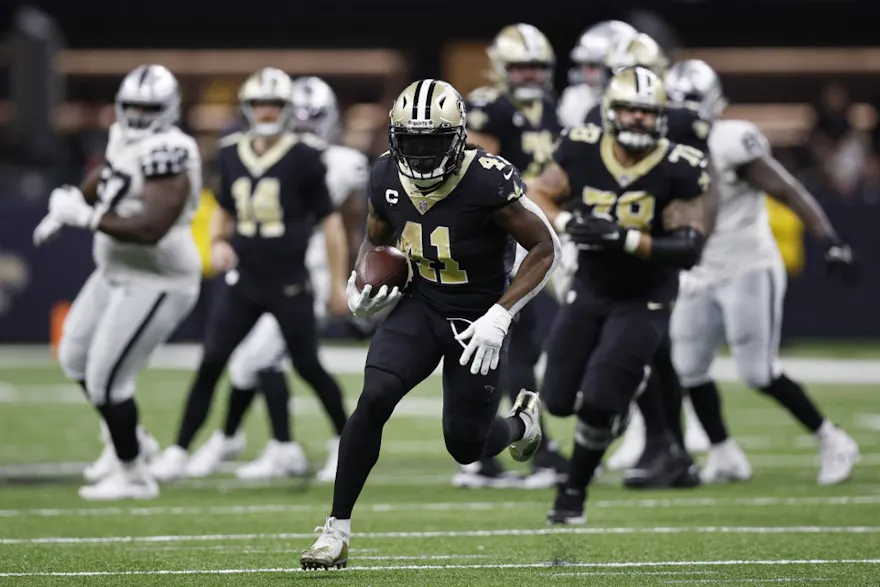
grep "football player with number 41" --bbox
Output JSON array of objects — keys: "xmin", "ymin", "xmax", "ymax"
[
  {"xmin": 300, "ymin": 79, "xmax": 561, "ymax": 570},
  {"xmin": 33, "ymin": 64, "xmax": 203, "ymax": 500}
]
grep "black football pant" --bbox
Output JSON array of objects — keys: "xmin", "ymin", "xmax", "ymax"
[
  {"xmin": 330, "ymin": 296, "xmax": 525, "ymax": 519},
  {"xmin": 637, "ymin": 336, "xmax": 685, "ymax": 450},
  {"xmin": 542, "ymin": 278, "xmax": 669, "ymax": 493},
  {"xmin": 174, "ymin": 273, "xmax": 346, "ymax": 450}
]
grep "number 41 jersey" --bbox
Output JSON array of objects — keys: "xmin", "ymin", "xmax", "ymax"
[
  {"xmin": 215, "ymin": 132, "xmax": 334, "ymax": 284},
  {"xmin": 368, "ymin": 148, "xmax": 524, "ymax": 319},
  {"xmin": 554, "ymin": 123, "xmax": 710, "ymax": 303}
]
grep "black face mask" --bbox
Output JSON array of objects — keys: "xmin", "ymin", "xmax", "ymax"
[{"xmin": 395, "ymin": 131, "xmax": 456, "ymax": 174}]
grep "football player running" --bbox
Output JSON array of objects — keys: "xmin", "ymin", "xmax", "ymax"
[
  {"xmin": 34, "ymin": 65, "xmax": 202, "ymax": 500},
  {"xmin": 457, "ymin": 23, "xmax": 568, "ymax": 489},
  {"xmin": 531, "ymin": 66, "xmax": 711, "ymax": 524},
  {"xmin": 150, "ymin": 68, "xmax": 350, "ymax": 481},
  {"xmin": 186, "ymin": 76, "xmax": 367, "ymax": 481},
  {"xmin": 300, "ymin": 79, "xmax": 560, "ymax": 569},
  {"xmin": 578, "ymin": 33, "xmax": 709, "ymax": 488},
  {"xmin": 666, "ymin": 60, "xmax": 861, "ymax": 486},
  {"xmin": 557, "ymin": 20, "xmax": 637, "ymax": 128}
]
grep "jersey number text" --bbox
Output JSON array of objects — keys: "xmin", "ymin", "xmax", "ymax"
[
  {"xmin": 231, "ymin": 177, "xmax": 284, "ymax": 238},
  {"xmin": 583, "ymin": 188, "xmax": 656, "ymax": 231},
  {"xmin": 399, "ymin": 221, "xmax": 468, "ymax": 285}
]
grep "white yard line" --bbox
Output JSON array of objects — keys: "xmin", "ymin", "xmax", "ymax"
[
  {"xmin": 3, "ymin": 526, "xmax": 880, "ymax": 546},
  {"xmin": 3, "ymin": 495, "xmax": 880, "ymax": 518},
  {"xmin": 2, "ymin": 344, "xmax": 880, "ymax": 382},
  {"xmin": 0, "ymin": 559, "xmax": 877, "ymax": 577},
  {"xmin": 664, "ymin": 580, "xmax": 830, "ymax": 584}
]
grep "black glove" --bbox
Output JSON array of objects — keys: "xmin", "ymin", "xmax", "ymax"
[
  {"xmin": 824, "ymin": 241, "xmax": 860, "ymax": 285},
  {"xmin": 566, "ymin": 214, "xmax": 627, "ymax": 251}
]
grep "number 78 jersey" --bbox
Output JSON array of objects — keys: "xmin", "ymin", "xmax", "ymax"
[
  {"xmin": 368, "ymin": 148, "xmax": 525, "ymax": 320},
  {"xmin": 554, "ymin": 123, "xmax": 710, "ymax": 302}
]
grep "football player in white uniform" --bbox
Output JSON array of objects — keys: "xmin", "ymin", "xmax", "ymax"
[
  {"xmin": 33, "ymin": 65, "xmax": 202, "ymax": 500},
  {"xmin": 181, "ymin": 76, "xmax": 366, "ymax": 481},
  {"xmin": 666, "ymin": 60, "xmax": 861, "ymax": 486},
  {"xmin": 557, "ymin": 20, "xmax": 637, "ymax": 128}
]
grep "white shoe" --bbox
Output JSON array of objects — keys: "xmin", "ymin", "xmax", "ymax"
[
  {"xmin": 149, "ymin": 445, "xmax": 189, "ymax": 482},
  {"xmin": 83, "ymin": 426, "xmax": 161, "ymax": 482},
  {"xmin": 186, "ymin": 431, "xmax": 245, "ymax": 478},
  {"xmin": 300, "ymin": 517, "xmax": 350, "ymax": 570},
  {"xmin": 606, "ymin": 405, "xmax": 645, "ymax": 471},
  {"xmin": 701, "ymin": 439, "xmax": 752, "ymax": 484},
  {"xmin": 507, "ymin": 389, "xmax": 542, "ymax": 462},
  {"xmin": 79, "ymin": 458, "xmax": 159, "ymax": 501},
  {"xmin": 235, "ymin": 440, "xmax": 308, "ymax": 480},
  {"xmin": 315, "ymin": 438, "xmax": 340, "ymax": 483},
  {"xmin": 817, "ymin": 424, "xmax": 859, "ymax": 486},
  {"xmin": 451, "ymin": 461, "xmax": 524, "ymax": 489},
  {"xmin": 683, "ymin": 397, "xmax": 710, "ymax": 454}
]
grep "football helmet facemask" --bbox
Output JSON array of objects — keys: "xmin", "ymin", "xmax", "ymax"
[
  {"xmin": 602, "ymin": 66, "xmax": 668, "ymax": 152},
  {"xmin": 665, "ymin": 59, "xmax": 727, "ymax": 123},
  {"xmin": 388, "ymin": 79, "xmax": 467, "ymax": 186},
  {"xmin": 487, "ymin": 23, "xmax": 555, "ymax": 103},
  {"xmin": 115, "ymin": 64, "xmax": 181, "ymax": 142},
  {"xmin": 239, "ymin": 67, "xmax": 294, "ymax": 137},
  {"xmin": 289, "ymin": 76, "xmax": 340, "ymax": 141}
]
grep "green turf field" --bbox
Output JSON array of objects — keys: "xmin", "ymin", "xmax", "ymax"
[{"xmin": 1, "ymin": 360, "xmax": 879, "ymax": 585}]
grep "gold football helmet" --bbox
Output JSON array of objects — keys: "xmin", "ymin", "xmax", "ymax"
[
  {"xmin": 389, "ymin": 79, "xmax": 467, "ymax": 183},
  {"xmin": 602, "ymin": 66, "xmax": 668, "ymax": 151},
  {"xmin": 605, "ymin": 33, "xmax": 669, "ymax": 75},
  {"xmin": 239, "ymin": 67, "xmax": 294, "ymax": 137},
  {"xmin": 487, "ymin": 23, "xmax": 555, "ymax": 102}
]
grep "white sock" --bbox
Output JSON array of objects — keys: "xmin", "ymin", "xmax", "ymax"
[
  {"xmin": 333, "ymin": 518, "xmax": 351, "ymax": 537},
  {"xmin": 815, "ymin": 420, "xmax": 834, "ymax": 440}
]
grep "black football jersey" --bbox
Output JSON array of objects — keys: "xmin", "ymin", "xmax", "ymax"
[
  {"xmin": 584, "ymin": 104, "xmax": 710, "ymax": 152},
  {"xmin": 368, "ymin": 149, "xmax": 525, "ymax": 319},
  {"xmin": 465, "ymin": 87, "xmax": 562, "ymax": 187},
  {"xmin": 216, "ymin": 132, "xmax": 334, "ymax": 283},
  {"xmin": 554, "ymin": 123, "xmax": 710, "ymax": 302}
]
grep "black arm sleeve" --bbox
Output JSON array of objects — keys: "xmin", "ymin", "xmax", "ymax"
[{"xmin": 648, "ymin": 227, "xmax": 705, "ymax": 269}]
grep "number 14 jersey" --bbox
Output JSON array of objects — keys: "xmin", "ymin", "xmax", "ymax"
[
  {"xmin": 367, "ymin": 148, "xmax": 524, "ymax": 320},
  {"xmin": 554, "ymin": 123, "xmax": 709, "ymax": 303}
]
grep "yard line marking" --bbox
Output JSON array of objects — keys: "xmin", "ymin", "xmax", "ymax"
[
  {"xmin": 0, "ymin": 559, "xmax": 878, "ymax": 577},
  {"xmin": 3, "ymin": 495, "xmax": 880, "ymax": 518},
  {"xmin": 4, "ymin": 527, "xmax": 880, "ymax": 546}
]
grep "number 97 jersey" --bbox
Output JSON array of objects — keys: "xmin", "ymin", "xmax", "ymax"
[
  {"xmin": 554, "ymin": 123, "xmax": 710, "ymax": 302},
  {"xmin": 367, "ymin": 148, "xmax": 525, "ymax": 320}
]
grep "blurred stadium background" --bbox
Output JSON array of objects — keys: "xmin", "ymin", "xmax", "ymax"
[{"xmin": 1, "ymin": 1, "xmax": 879, "ymax": 583}]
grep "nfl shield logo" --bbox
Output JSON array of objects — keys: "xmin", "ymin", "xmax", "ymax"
[{"xmin": 418, "ymin": 200, "xmax": 429, "ymax": 213}]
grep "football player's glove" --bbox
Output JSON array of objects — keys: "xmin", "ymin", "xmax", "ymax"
[
  {"xmin": 824, "ymin": 241, "xmax": 859, "ymax": 285},
  {"xmin": 48, "ymin": 185, "xmax": 102, "ymax": 231},
  {"xmin": 455, "ymin": 304, "xmax": 512, "ymax": 376},
  {"xmin": 345, "ymin": 271, "xmax": 401, "ymax": 318},
  {"xmin": 32, "ymin": 214, "xmax": 63, "ymax": 247},
  {"xmin": 568, "ymin": 214, "xmax": 631, "ymax": 252}
]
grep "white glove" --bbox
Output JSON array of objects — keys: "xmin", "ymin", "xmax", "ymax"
[
  {"xmin": 346, "ymin": 271, "xmax": 401, "ymax": 318},
  {"xmin": 33, "ymin": 214, "xmax": 63, "ymax": 247},
  {"xmin": 48, "ymin": 186, "xmax": 102, "ymax": 230},
  {"xmin": 455, "ymin": 304, "xmax": 513, "ymax": 376},
  {"xmin": 679, "ymin": 270, "xmax": 708, "ymax": 297}
]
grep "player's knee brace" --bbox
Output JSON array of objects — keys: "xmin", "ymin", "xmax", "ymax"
[
  {"xmin": 356, "ymin": 367, "xmax": 405, "ymax": 426},
  {"xmin": 574, "ymin": 402, "xmax": 630, "ymax": 451},
  {"xmin": 57, "ymin": 336, "xmax": 87, "ymax": 382}
]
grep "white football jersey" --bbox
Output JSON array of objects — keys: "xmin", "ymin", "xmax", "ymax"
[
  {"xmin": 306, "ymin": 144, "xmax": 369, "ymax": 310},
  {"xmin": 557, "ymin": 84, "xmax": 602, "ymax": 128},
  {"xmin": 92, "ymin": 123, "xmax": 203, "ymax": 288},
  {"xmin": 698, "ymin": 119, "xmax": 783, "ymax": 282}
]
